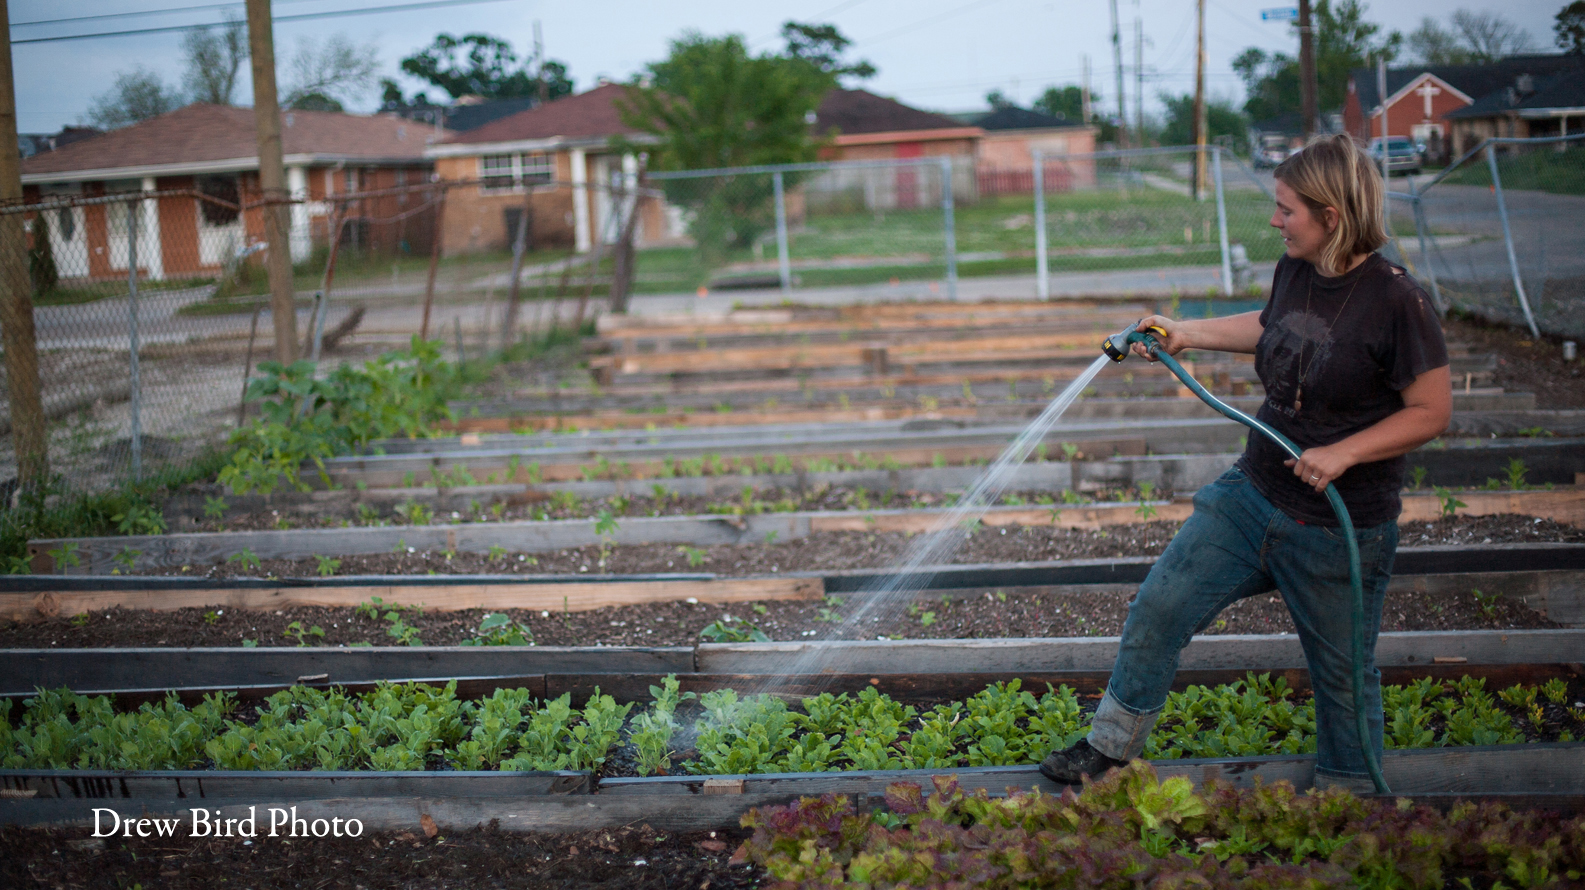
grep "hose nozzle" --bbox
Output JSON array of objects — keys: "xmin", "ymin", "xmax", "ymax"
[{"xmin": 1101, "ymin": 321, "xmax": 1166, "ymax": 362}]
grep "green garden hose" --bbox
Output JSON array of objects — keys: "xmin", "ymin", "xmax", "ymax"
[{"xmin": 1102, "ymin": 324, "xmax": 1390, "ymax": 794}]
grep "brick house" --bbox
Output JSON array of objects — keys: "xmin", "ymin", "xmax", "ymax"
[
  {"xmin": 425, "ymin": 83, "xmax": 668, "ymax": 256},
  {"xmin": 1343, "ymin": 55, "xmax": 1581, "ymax": 162},
  {"xmin": 1443, "ymin": 65, "xmax": 1585, "ymax": 153},
  {"xmin": 968, "ymin": 105, "xmax": 1096, "ymax": 194},
  {"xmin": 810, "ymin": 89, "xmax": 983, "ymax": 208},
  {"xmin": 19, "ymin": 103, "xmax": 436, "ymax": 281}
]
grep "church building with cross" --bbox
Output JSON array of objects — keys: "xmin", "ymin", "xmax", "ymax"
[{"xmin": 1343, "ymin": 55, "xmax": 1582, "ymax": 164}]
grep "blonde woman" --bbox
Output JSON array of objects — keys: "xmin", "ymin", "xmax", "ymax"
[{"xmin": 1041, "ymin": 134, "xmax": 1451, "ymax": 792}]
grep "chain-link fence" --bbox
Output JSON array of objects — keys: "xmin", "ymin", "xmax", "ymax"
[{"xmin": 1388, "ymin": 133, "xmax": 1585, "ymax": 341}]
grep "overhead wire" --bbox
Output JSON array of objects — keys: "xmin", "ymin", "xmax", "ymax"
[
  {"xmin": 12, "ymin": 0, "xmax": 318, "ymax": 29},
  {"xmin": 857, "ymin": 0, "xmax": 1007, "ymax": 46},
  {"xmin": 12, "ymin": 0, "xmax": 517, "ymax": 45}
]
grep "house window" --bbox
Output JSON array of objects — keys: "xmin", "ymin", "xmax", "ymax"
[
  {"xmin": 480, "ymin": 152, "xmax": 554, "ymax": 192},
  {"xmin": 481, "ymin": 154, "xmax": 516, "ymax": 191}
]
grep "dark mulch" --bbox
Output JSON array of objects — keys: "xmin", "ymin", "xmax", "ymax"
[
  {"xmin": 0, "ymin": 823, "xmax": 758, "ymax": 890},
  {"xmin": 1444, "ymin": 316, "xmax": 1585, "ymax": 410},
  {"xmin": 7, "ymin": 515, "xmax": 1565, "ymax": 650}
]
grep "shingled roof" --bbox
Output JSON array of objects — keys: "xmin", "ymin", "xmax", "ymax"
[
  {"xmin": 814, "ymin": 89, "xmax": 968, "ymax": 136},
  {"xmin": 972, "ymin": 106, "xmax": 1087, "ymax": 131},
  {"xmin": 1351, "ymin": 54, "xmax": 1581, "ymax": 113},
  {"xmin": 439, "ymin": 83, "xmax": 642, "ymax": 146},
  {"xmin": 21, "ymin": 104, "xmax": 434, "ymax": 182}
]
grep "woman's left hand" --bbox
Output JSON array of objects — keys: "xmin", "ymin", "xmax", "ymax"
[{"xmin": 1284, "ymin": 444, "xmax": 1356, "ymax": 493}]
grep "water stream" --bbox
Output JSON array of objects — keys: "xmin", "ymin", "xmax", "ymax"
[{"xmin": 753, "ymin": 353, "xmax": 1116, "ymax": 690}]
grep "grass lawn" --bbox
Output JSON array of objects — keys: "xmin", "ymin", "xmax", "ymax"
[{"xmin": 1440, "ymin": 146, "xmax": 1585, "ymax": 195}]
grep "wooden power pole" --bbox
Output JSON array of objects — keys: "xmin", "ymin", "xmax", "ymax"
[
  {"xmin": 1193, "ymin": 0, "xmax": 1208, "ymax": 200},
  {"xmin": 245, "ymin": 0, "xmax": 298, "ymax": 363},
  {"xmin": 1298, "ymin": 0, "xmax": 1318, "ymax": 138},
  {"xmin": 1109, "ymin": 0, "xmax": 1127, "ymax": 148},
  {"xmin": 0, "ymin": 0, "xmax": 47, "ymax": 492}
]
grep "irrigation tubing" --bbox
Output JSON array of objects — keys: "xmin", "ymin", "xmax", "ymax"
[{"xmin": 1120, "ymin": 328, "xmax": 1389, "ymax": 794}]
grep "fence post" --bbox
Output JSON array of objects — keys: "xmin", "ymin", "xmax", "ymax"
[
  {"xmin": 501, "ymin": 186, "xmax": 533, "ymax": 350},
  {"xmin": 773, "ymin": 171, "xmax": 792, "ymax": 295},
  {"xmin": 1212, "ymin": 146, "xmax": 1232, "ymax": 297},
  {"xmin": 420, "ymin": 186, "xmax": 446, "ymax": 341},
  {"xmin": 1032, "ymin": 150, "xmax": 1048, "ymax": 300},
  {"xmin": 940, "ymin": 157, "xmax": 958, "ymax": 300},
  {"xmin": 126, "ymin": 198, "xmax": 142, "ymax": 482},
  {"xmin": 1408, "ymin": 181, "xmax": 1444, "ymax": 314},
  {"xmin": 1486, "ymin": 143, "xmax": 1540, "ymax": 338}
]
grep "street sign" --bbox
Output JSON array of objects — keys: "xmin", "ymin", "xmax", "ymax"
[{"xmin": 1260, "ymin": 7, "xmax": 1299, "ymax": 20}]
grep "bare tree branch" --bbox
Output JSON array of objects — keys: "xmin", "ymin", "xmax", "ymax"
[
  {"xmin": 182, "ymin": 15, "xmax": 248, "ymax": 105},
  {"xmin": 282, "ymin": 34, "xmax": 379, "ymax": 110}
]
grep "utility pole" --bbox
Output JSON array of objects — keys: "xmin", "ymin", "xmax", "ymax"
[
  {"xmin": 0, "ymin": 0, "xmax": 46, "ymax": 493},
  {"xmin": 245, "ymin": 0, "xmax": 297, "ymax": 363},
  {"xmin": 1298, "ymin": 0, "xmax": 1318, "ymax": 137},
  {"xmin": 534, "ymin": 21, "xmax": 548, "ymax": 106},
  {"xmin": 1376, "ymin": 55, "xmax": 1390, "ymax": 184},
  {"xmin": 1193, "ymin": 0, "xmax": 1208, "ymax": 200},
  {"xmin": 1109, "ymin": 0, "xmax": 1127, "ymax": 147},
  {"xmin": 1081, "ymin": 54, "xmax": 1092, "ymax": 124},
  {"xmin": 1134, "ymin": 15, "xmax": 1144, "ymax": 144}
]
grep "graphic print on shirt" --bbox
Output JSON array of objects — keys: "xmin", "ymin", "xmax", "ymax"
[{"xmin": 1262, "ymin": 307, "xmax": 1335, "ymax": 422}]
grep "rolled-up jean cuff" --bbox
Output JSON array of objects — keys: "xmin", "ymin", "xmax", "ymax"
[
  {"xmin": 1313, "ymin": 768, "xmax": 1378, "ymax": 795},
  {"xmin": 1086, "ymin": 686, "xmax": 1162, "ymax": 762}
]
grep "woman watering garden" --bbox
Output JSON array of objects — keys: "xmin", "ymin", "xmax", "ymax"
[{"xmin": 1041, "ymin": 134, "xmax": 1453, "ymax": 792}]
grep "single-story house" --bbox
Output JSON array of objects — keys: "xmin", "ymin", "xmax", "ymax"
[
  {"xmin": 809, "ymin": 89, "xmax": 983, "ymax": 209},
  {"xmin": 425, "ymin": 83, "xmax": 668, "ymax": 256},
  {"xmin": 968, "ymin": 105, "xmax": 1096, "ymax": 193},
  {"xmin": 1444, "ymin": 66, "xmax": 1585, "ymax": 152},
  {"xmin": 1343, "ymin": 55, "xmax": 1581, "ymax": 162},
  {"xmin": 19, "ymin": 103, "xmax": 437, "ymax": 281}
]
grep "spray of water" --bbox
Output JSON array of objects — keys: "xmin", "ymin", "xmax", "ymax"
[{"xmin": 753, "ymin": 354, "xmax": 1116, "ymax": 689}]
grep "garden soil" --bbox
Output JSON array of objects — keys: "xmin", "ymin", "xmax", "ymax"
[
  {"xmin": 0, "ymin": 823, "xmax": 760, "ymax": 890},
  {"xmin": 8, "ymin": 515, "xmax": 1571, "ymax": 649}
]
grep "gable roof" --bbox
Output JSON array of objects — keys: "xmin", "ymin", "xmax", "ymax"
[
  {"xmin": 1351, "ymin": 55, "xmax": 1581, "ymax": 114},
  {"xmin": 814, "ymin": 89, "xmax": 968, "ymax": 135},
  {"xmin": 436, "ymin": 83, "xmax": 641, "ymax": 150},
  {"xmin": 972, "ymin": 105, "xmax": 1087, "ymax": 131},
  {"xmin": 1445, "ymin": 66, "xmax": 1585, "ymax": 119},
  {"xmin": 21, "ymin": 104, "xmax": 434, "ymax": 183},
  {"xmin": 445, "ymin": 96, "xmax": 542, "ymax": 133}
]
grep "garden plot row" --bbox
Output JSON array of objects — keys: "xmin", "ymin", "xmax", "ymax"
[
  {"xmin": 441, "ymin": 394, "xmax": 1569, "ymax": 437},
  {"xmin": 28, "ymin": 488, "xmax": 1585, "ymax": 575},
  {"xmin": 6, "ymin": 746, "xmax": 1583, "ymax": 832},
  {"xmin": 314, "ymin": 421, "xmax": 1581, "ymax": 492},
  {"xmin": 7, "ymin": 543, "xmax": 1583, "ymax": 626}
]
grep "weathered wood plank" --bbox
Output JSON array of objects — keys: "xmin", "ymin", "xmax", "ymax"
[
  {"xmin": 5, "ymin": 744, "xmax": 1578, "ymax": 830},
  {"xmin": 2, "ymin": 576, "xmax": 823, "ymax": 623},
  {"xmin": 0, "ymin": 770, "xmax": 590, "ymax": 800},
  {"xmin": 693, "ymin": 629, "xmax": 1585, "ymax": 675}
]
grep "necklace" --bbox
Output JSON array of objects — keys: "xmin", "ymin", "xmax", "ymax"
[{"xmin": 1292, "ymin": 266, "xmax": 1363, "ymax": 412}]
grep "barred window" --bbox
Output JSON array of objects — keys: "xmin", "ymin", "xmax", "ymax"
[
  {"xmin": 520, "ymin": 152, "xmax": 553, "ymax": 183},
  {"xmin": 481, "ymin": 154, "xmax": 515, "ymax": 191}
]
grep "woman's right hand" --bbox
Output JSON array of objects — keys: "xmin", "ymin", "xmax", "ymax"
[{"xmin": 1130, "ymin": 315, "xmax": 1190, "ymax": 361}]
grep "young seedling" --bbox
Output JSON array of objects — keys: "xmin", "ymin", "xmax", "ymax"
[
  {"xmin": 1408, "ymin": 465, "xmax": 1428, "ymax": 490},
  {"xmin": 1504, "ymin": 458, "xmax": 1528, "ymax": 490},
  {"xmin": 203, "ymin": 496, "xmax": 228, "ymax": 520},
  {"xmin": 283, "ymin": 621, "xmax": 325, "ymax": 647},
  {"xmin": 111, "ymin": 546, "xmax": 141, "ymax": 574},
  {"xmin": 487, "ymin": 545, "xmax": 508, "ymax": 562},
  {"xmin": 227, "ymin": 548, "xmax": 260, "ymax": 573},
  {"xmin": 314, "ymin": 555, "xmax": 341, "ymax": 577},
  {"xmin": 678, "ymin": 546, "xmax": 707, "ymax": 568},
  {"xmin": 1471, "ymin": 588, "xmax": 1501, "ymax": 620},
  {"xmin": 1433, "ymin": 486, "xmax": 1465, "ymax": 518}
]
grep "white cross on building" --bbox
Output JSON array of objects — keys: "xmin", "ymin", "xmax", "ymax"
[{"xmin": 1415, "ymin": 82, "xmax": 1442, "ymax": 119}]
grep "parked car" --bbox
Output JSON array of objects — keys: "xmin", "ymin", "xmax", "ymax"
[
  {"xmin": 1368, "ymin": 137, "xmax": 1422, "ymax": 175},
  {"xmin": 1252, "ymin": 136, "xmax": 1293, "ymax": 169}
]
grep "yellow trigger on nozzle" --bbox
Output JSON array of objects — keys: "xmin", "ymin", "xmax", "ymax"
[{"xmin": 1143, "ymin": 325, "xmax": 1167, "ymax": 338}]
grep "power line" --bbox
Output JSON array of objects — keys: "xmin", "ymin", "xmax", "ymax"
[
  {"xmin": 12, "ymin": 0, "xmax": 518, "ymax": 45},
  {"xmin": 748, "ymin": 0, "xmax": 875, "ymax": 47},
  {"xmin": 858, "ymin": 0, "xmax": 1007, "ymax": 46},
  {"xmin": 12, "ymin": 0, "xmax": 318, "ymax": 29}
]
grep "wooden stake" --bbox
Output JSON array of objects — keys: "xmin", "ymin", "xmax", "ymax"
[
  {"xmin": 245, "ymin": 0, "xmax": 298, "ymax": 362},
  {"xmin": 0, "ymin": 0, "xmax": 47, "ymax": 493}
]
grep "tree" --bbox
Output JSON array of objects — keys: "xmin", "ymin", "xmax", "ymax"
[
  {"xmin": 1231, "ymin": 1, "xmax": 1400, "ymax": 120},
  {"xmin": 985, "ymin": 89, "xmax": 1015, "ymax": 109},
  {"xmin": 85, "ymin": 67, "xmax": 180, "ymax": 129},
  {"xmin": 28, "ymin": 215, "xmax": 57, "ymax": 298},
  {"xmin": 781, "ymin": 21, "xmax": 875, "ymax": 80},
  {"xmin": 283, "ymin": 34, "xmax": 379, "ymax": 110},
  {"xmin": 1560, "ymin": 1, "xmax": 1585, "ymax": 55},
  {"xmin": 399, "ymin": 33, "xmax": 572, "ymax": 101},
  {"xmin": 182, "ymin": 15, "xmax": 248, "ymax": 105},
  {"xmin": 1030, "ymin": 84, "xmax": 1119, "ymax": 142},
  {"xmin": 1406, "ymin": 17, "xmax": 1473, "ymax": 65},
  {"xmin": 1159, "ymin": 93, "xmax": 1247, "ymax": 148},
  {"xmin": 1450, "ymin": 10, "xmax": 1534, "ymax": 61},
  {"xmin": 618, "ymin": 31, "xmax": 836, "ymax": 256}
]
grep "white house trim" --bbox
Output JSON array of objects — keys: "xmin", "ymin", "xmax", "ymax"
[
  {"xmin": 571, "ymin": 147, "xmax": 590, "ymax": 253},
  {"xmin": 21, "ymin": 153, "xmax": 424, "ymax": 186},
  {"xmin": 138, "ymin": 175, "xmax": 163, "ymax": 280},
  {"xmin": 1372, "ymin": 72, "xmax": 1474, "ymax": 117}
]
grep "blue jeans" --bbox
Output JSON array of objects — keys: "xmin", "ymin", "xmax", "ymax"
[{"xmin": 1086, "ymin": 465, "xmax": 1397, "ymax": 787}]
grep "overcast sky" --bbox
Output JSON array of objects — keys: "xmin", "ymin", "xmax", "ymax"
[{"xmin": 10, "ymin": 0, "xmax": 1566, "ymax": 134}]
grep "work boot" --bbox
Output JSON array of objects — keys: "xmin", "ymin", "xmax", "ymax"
[{"xmin": 1038, "ymin": 738, "xmax": 1128, "ymax": 784}]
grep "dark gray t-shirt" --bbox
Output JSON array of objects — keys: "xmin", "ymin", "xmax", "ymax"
[{"xmin": 1236, "ymin": 252, "xmax": 1448, "ymax": 527}]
